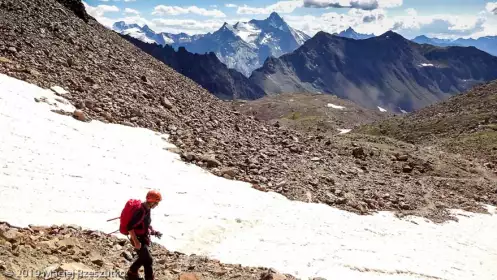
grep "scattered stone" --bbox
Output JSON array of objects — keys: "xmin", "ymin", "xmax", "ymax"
[
  {"xmin": 352, "ymin": 147, "xmax": 366, "ymax": 159},
  {"xmin": 121, "ymin": 251, "xmax": 133, "ymax": 261},
  {"xmin": 260, "ymin": 272, "xmax": 287, "ymax": 280},
  {"xmin": 7, "ymin": 47, "xmax": 17, "ymax": 53},
  {"xmin": 396, "ymin": 154, "xmax": 409, "ymax": 161},
  {"xmin": 73, "ymin": 110, "xmax": 87, "ymax": 121},
  {"xmin": 68, "ymin": 224, "xmax": 82, "ymax": 231},
  {"xmin": 58, "ymin": 237, "xmax": 80, "ymax": 249},
  {"xmin": 220, "ymin": 167, "xmax": 237, "ymax": 178},
  {"xmin": 484, "ymin": 162, "xmax": 495, "ymax": 169},
  {"xmin": 161, "ymin": 96, "xmax": 173, "ymax": 109},
  {"xmin": 0, "ymin": 57, "xmax": 12, "ymax": 63},
  {"xmin": 402, "ymin": 164, "xmax": 413, "ymax": 173},
  {"xmin": 179, "ymin": 272, "xmax": 199, "ymax": 280},
  {"xmin": 198, "ymin": 154, "xmax": 221, "ymax": 168},
  {"xmin": 50, "ymin": 86, "xmax": 69, "ymax": 95},
  {"xmin": 89, "ymin": 251, "xmax": 104, "ymax": 266},
  {"xmin": 27, "ymin": 68, "xmax": 41, "ymax": 76},
  {"xmin": 0, "ymin": 229, "xmax": 19, "ymax": 243}
]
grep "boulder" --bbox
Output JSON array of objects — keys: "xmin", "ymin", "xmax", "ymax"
[
  {"xmin": 73, "ymin": 110, "xmax": 87, "ymax": 121},
  {"xmin": 179, "ymin": 272, "xmax": 200, "ymax": 280},
  {"xmin": 0, "ymin": 228, "xmax": 20, "ymax": 243}
]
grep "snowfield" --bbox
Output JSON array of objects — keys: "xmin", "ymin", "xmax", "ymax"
[{"xmin": 1, "ymin": 74, "xmax": 497, "ymax": 280}]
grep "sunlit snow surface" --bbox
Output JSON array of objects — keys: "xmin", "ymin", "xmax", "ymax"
[
  {"xmin": 1, "ymin": 74, "xmax": 496, "ymax": 280},
  {"xmin": 327, "ymin": 103, "xmax": 345, "ymax": 109}
]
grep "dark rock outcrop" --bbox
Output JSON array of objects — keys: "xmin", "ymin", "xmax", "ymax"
[
  {"xmin": 122, "ymin": 35, "xmax": 265, "ymax": 100},
  {"xmin": 56, "ymin": 0, "xmax": 89, "ymax": 22}
]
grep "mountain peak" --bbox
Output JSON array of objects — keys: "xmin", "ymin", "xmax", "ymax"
[
  {"xmin": 336, "ymin": 27, "xmax": 375, "ymax": 40},
  {"xmin": 142, "ymin": 25, "xmax": 154, "ymax": 32},
  {"xmin": 379, "ymin": 30, "xmax": 406, "ymax": 41},
  {"xmin": 268, "ymin": 12, "xmax": 283, "ymax": 21}
]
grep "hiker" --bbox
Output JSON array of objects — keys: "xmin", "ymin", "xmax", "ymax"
[{"xmin": 124, "ymin": 190, "xmax": 163, "ymax": 280}]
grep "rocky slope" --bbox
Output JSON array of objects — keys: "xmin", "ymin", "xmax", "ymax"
[
  {"xmin": 250, "ymin": 31, "xmax": 497, "ymax": 112},
  {"xmin": 356, "ymin": 79, "xmax": 497, "ymax": 163},
  {"xmin": 122, "ymin": 35, "xmax": 265, "ymax": 100},
  {"xmin": 0, "ymin": 222, "xmax": 295, "ymax": 280},
  {"xmin": 233, "ymin": 93, "xmax": 391, "ymax": 135},
  {"xmin": 1, "ymin": 0, "xmax": 496, "ymax": 225}
]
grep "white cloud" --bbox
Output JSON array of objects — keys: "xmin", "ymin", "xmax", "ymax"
[
  {"xmin": 124, "ymin": 8, "xmax": 140, "ymax": 15},
  {"xmin": 83, "ymin": 2, "xmax": 119, "ymax": 27},
  {"xmin": 304, "ymin": 0, "xmax": 402, "ymax": 10},
  {"xmin": 236, "ymin": 0, "xmax": 304, "ymax": 15},
  {"xmin": 151, "ymin": 18, "xmax": 227, "ymax": 34},
  {"xmin": 226, "ymin": 4, "xmax": 238, "ymax": 8},
  {"xmin": 152, "ymin": 5, "xmax": 226, "ymax": 18},
  {"xmin": 486, "ymin": 2, "xmax": 497, "ymax": 15},
  {"xmin": 391, "ymin": 10, "xmax": 487, "ymax": 38},
  {"xmin": 285, "ymin": 7, "xmax": 493, "ymax": 39},
  {"xmin": 84, "ymin": 1, "xmax": 497, "ymax": 39}
]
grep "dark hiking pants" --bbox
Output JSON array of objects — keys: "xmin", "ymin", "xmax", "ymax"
[{"xmin": 129, "ymin": 242, "xmax": 153, "ymax": 280}]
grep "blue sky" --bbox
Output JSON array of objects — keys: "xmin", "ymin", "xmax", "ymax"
[{"xmin": 83, "ymin": 0, "xmax": 497, "ymax": 39}]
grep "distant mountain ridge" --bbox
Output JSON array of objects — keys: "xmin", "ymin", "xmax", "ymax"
[
  {"xmin": 121, "ymin": 35, "xmax": 265, "ymax": 100},
  {"xmin": 249, "ymin": 30, "xmax": 497, "ymax": 112},
  {"xmin": 334, "ymin": 27, "xmax": 375, "ymax": 40},
  {"xmin": 412, "ymin": 35, "xmax": 497, "ymax": 56},
  {"xmin": 112, "ymin": 12, "xmax": 310, "ymax": 77}
]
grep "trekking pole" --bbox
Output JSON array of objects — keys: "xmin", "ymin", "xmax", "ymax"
[
  {"xmin": 107, "ymin": 217, "xmax": 120, "ymax": 222},
  {"xmin": 107, "ymin": 229, "xmax": 119, "ymax": 235}
]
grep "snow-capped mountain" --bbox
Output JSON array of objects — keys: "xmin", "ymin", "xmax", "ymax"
[
  {"xmin": 112, "ymin": 21, "xmax": 203, "ymax": 46},
  {"xmin": 112, "ymin": 12, "xmax": 310, "ymax": 77},
  {"xmin": 334, "ymin": 27, "xmax": 375, "ymax": 40}
]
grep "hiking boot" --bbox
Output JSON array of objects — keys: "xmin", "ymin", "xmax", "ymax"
[{"xmin": 125, "ymin": 271, "xmax": 142, "ymax": 280}]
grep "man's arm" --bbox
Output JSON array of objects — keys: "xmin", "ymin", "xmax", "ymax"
[{"xmin": 127, "ymin": 208, "xmax": 144, "ymax": 248}]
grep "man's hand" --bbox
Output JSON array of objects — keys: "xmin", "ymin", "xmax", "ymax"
[
  {"xmin": 129, "ymin": 230, "xmax": 141, "ymax": 250},
  {"xmin": 133, "ymin": 240, "xmax": 142, "ymax": 250},
  {"xmin": 151, "ymin": 230, "xmax": 163, "ymax": 239}
]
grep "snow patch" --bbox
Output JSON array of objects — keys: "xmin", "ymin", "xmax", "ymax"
[
  {"xmin": 233, "ymin": 22, "xmax": 261, "ymax": 46},
  {"xmin": 1, "ymin": 74, "xmax": 497, "ymax": 280},
  {"xmin": 338, "ymin": 128, "xmax": 352, "ymax": 134},
  {"xmin": 378, "ymin": 106, "xmax": 387, "ymax": 112},
  {"xmin": 161, "ymin": 34, "xmax": 174, "ymax": 45},
  {"xmin": 327, "ymin": 103, "xmax": 345, "ymax": 110},
  {"xmin": 420, "ymin": 63, "xmax": 435, "ymax": 67},
  {"xmin": 122, "ymin": 28, "xmax": 156, "ymax": 44},
  {"xmin": 260, "ymin": 33, "xmax": 272, "ymax": 45}
]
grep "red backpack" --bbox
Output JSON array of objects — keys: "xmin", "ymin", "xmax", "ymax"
[{"xmin": 119, "ymin": 199, "xmax": 146, "ymax": 235}]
